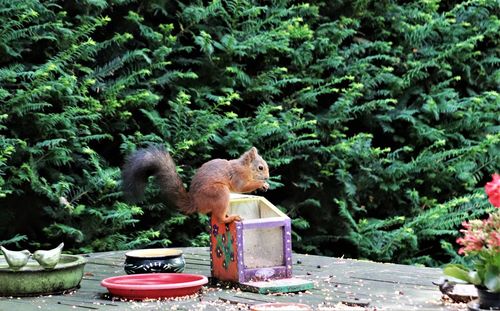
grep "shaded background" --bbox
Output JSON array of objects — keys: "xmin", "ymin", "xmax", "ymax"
[{"xmin": 1, "ymin": 0, "xmax": 498, "ymax": 267}]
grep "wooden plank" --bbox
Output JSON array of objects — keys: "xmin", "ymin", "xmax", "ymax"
[
  {"xmin": 226, "ymin": 288, "xmax": 372, "ymax": 309},
  {"xmin": 218, "ymin": 292, "xmax": 266, "ymax": 305},
  {"xmin": 0, "ymin": 247, "xmax": 462, "ymax": 311}
]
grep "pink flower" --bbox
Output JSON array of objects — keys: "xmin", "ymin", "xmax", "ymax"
[
  {"xmin": 488, "ymin": 231, "xmax": 500, "ymax": 249},
  {"xmin": 456, "ymin": 219, "xmax": 487, "ymax": 255},
  {"xmin": 457, "ymin": 233, "xmax": 484, "ymax": 254},
  {"xmin": 461, "ymin": 220, "xmax": 471, "ymax": 229},
  {"xmin": 485, "ymin": 173, "xmax": 500, "ymax": 207}
]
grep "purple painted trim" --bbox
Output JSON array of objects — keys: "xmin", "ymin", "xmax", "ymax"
[
  {"xmin": 236, "ymin": 217, "xmax": 294, "ymax": 282},
  {"xmin": 236, "ymin": 222, "xmax": 245, "ymax": 283},
  {"xmin": 243, "ymin": 266, "xmax": 289, "ymax": 282},
  {"xmin": 241, "ymin": 217, "xmax": 288, "ymax": 230},
  {"xmin": 283, "ymin": 218, "xmax": 293, "ymax": 278}
]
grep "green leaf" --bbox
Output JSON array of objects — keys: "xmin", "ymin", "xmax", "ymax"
[{"xmin": 443, "ymin": 264, "xmax": 481, "ymax": 285}]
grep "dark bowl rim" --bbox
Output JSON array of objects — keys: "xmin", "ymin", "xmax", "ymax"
[{"xmin": 125, "ymin": 248, "xmax": 183, "ymax": 259}]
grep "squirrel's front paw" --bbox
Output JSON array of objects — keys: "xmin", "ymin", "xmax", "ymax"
[{"xmin": 260, "ymin": 182, "xmax": 269, "ymax": 192}]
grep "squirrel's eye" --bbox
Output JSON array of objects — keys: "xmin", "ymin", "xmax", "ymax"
[{"xmin": 258, "ymin": 165, "xmax": 264, "ymax": 171}]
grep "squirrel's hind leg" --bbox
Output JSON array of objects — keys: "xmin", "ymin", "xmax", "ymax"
[
  {"xmin": 196, "ymin": 185, "xmax": 241, "ymax": 223},
  {"xmin": 211, "ymin": 190, "xmax": 242, "ymax": 224}
]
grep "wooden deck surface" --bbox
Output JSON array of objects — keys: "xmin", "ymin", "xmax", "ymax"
[{"xmin": 0, "ymin": 247, "xmax": 466, "ymax": 310}]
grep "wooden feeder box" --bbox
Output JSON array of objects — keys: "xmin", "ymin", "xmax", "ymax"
[{"xmin": 210, "ymin": 194, "xmax": 313, "ymax": 293}]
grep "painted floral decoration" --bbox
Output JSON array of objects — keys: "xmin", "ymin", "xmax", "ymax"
[
  {"xmin": 212, "ymin": 224, "xmax": 219, "ymax": 237},
  {"xmin": 444, "ymin": 173, "xmax": 500, "ymax": 293},
  {"xmin": 212, "ymin": 223, "xmax": 235, "ymax": 270}
]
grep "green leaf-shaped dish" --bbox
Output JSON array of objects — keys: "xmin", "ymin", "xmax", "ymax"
[{"xmin": 0, "ymin": 254, "xmax": 86, "ymax": 296}]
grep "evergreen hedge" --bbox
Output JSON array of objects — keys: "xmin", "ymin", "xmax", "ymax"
[{"xmin": 1, "ymin": 0, "xmax": 498, "ymax": 266}]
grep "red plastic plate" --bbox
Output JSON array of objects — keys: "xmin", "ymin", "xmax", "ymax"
[{"xmin": 101, "ymin": 273, "xmax": 208, "ymax": 300}]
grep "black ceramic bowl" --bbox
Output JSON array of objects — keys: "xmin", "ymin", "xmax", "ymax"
[{"xmin": 124, "ymin": 249, "xmax": 185, "ymax": 275}]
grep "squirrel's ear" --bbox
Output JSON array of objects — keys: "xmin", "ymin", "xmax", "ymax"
[{"xmin": 241, "ymin": 147, "xmax": 258, "ymax": 164}]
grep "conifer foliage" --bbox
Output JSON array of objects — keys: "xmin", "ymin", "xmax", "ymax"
[{"xmin": 0, "ymin": 0, "xmax": 498, "ymax": 265}]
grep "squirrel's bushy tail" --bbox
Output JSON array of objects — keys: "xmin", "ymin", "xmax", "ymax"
[{"xmin": 121, "ymin": 147, "xmax": 193, "ymax": 213}]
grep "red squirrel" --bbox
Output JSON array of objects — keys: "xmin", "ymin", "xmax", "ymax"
[{"xmin": 121, "ymin": 146, "xmax": 270, "ymax": 223}]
